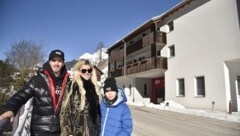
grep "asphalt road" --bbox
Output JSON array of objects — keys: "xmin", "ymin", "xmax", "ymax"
[
  {"xmin": 130, "ymin": 105, "xmax": 240, "ymax": 136},
  {"xmin": 2, "ymin": 106, "xmax": 239, "ymax": 136}
]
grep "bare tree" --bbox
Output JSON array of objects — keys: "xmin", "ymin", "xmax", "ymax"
[
  {"xmin": 5, "ymin": 40, "xmax": 45, "ymax": 90},
  {"xmin": 6, "ymin": 40, "xmax": 45, "ymax": 70}
]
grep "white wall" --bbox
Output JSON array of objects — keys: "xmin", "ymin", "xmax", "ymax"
[
  {"xmin": 161, "ymin": 0, "xmax": 240, "ymax": 111},
  {"xmin": 116, "ymin": 77, "xmax": 152, "ymax": 103},
  {"xmin": 135, "ymin": 78, "xmax": 152, "ymax": 103},
  {"xmin": 116, "ymin": 76, "xmax": 134, "ymax": 102}
]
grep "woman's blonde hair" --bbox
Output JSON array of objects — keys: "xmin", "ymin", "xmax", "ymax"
[{"xmin": 63, "ymin": 59, "xmax": 101, "ymax": 110}]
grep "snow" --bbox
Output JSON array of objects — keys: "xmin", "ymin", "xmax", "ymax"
[
  {"xmin": 127, "ymin": 100, "xmax": 240, "ymax": 123},
  {"xmin": 78, "ymin": 48, "xmax": 108, "ymax": 65},
  {"xmin": 79, "ymin": 53, "xmax": 93, "ymax": 60}
]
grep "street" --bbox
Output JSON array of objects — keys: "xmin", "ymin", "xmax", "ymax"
[
  {"xmin": 2, "ymin": 105, "xmax": 240, "ymax": 136},
  {"xmin": 130, "ymin": 106, "xmax": 240, "ymax": 136}
]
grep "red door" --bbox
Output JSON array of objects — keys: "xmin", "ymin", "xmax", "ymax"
[{"xmin": 151, "ymin": 77, "xmax": 165, "ymax": 104}]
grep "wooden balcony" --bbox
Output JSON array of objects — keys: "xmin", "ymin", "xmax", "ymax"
[
  {"xmin": 109, "ymin": 56, "xmax": 167, "ymax": 77},
  {"xmin": 126, "ymin": 39, "xmax": 143, "ymax": 55},
  {"xmin": 126, "ymin": 31, "xmax": 166, "ymax": 56},
  {"xmin": 110, "ymin": 48, "xmax": 124, "ymax": 61},
  {"xmin": 155, "ymin": 31, "xmax": 166, "ymax": 44},
  {"xmin": 125, "ymin": 56, "xmax": 167, "ymax": 75},
  {"xmin": 108, "ymin": 30, "xmax": 167, "ymax": 77}
]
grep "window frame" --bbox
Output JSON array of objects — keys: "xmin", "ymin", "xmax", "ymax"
[
  {"xmin": 122, "ymin": 85, "xmax": 125, "ymax": 94},
  {"xmin": 176, "ymin": 78, "xmax": 185, "ymax": 97},
  {"xmin": 144, "ymin": 84, "xmax": 147, "ymax": 96},
  {"xmin": 168, "ymin": 45, "xmax": 175, "ymax": 58},
  {"xmin": 194, "ymin": 76, "xmax": 205, "ymax": 97},
  {"xmin": 167, "ymin": 21, "xmax": 174, "ymax": 33},
  {"xmin": 128, "ymin": 84, "xmax": 132, "ymax": 96}
]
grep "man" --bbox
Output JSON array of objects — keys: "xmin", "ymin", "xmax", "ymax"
[{"xmin": 0, "ymin": 49, "xmax": 70, "ymax": 135}]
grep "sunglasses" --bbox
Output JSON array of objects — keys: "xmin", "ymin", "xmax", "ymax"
[{"xmin": 81, "ymin": 68, "xmax": 92, "ymax": 73}]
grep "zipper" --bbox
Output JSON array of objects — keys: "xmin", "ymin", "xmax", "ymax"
[{"xmin": 101, "ymin": 108, "xmax": 109, "ymax": 136}]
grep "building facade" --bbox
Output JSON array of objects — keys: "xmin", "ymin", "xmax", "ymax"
[{"xmin": 107, "ymin": 0, "xmax": 240, "ymax": 112}]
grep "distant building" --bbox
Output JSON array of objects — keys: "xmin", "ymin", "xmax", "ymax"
[{"xmin": 107, "ymin": 0, "xmax": 240, "ymax": 112}]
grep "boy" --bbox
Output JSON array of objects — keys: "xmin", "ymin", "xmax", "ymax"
[{"xmin": 100, "ymin": 77, "xmax": 133, "ymax": 136}]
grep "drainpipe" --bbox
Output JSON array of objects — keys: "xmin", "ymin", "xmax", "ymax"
[
  {"xmin": 122, "ymin": 39, "xmax": 135, "ymax": 102},
  {"xmin": 122, "ymin": 39, "xmax": 127, "ymax": 76}
]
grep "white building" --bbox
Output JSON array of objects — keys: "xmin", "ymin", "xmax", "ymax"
[
  {"xmin": 160, "ymin": 0, "xmax": 240, "ymax": 112},
  {"xmin": 107, "ymin": 0, "xmax": 240, "ymax": 112}
]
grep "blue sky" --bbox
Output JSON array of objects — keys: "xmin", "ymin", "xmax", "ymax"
[{"xmin": 0, "ymin": 0, "xmax": 181, "ymax": 62}]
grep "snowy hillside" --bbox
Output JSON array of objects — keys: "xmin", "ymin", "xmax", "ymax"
[{"xmin": 79, "ymin": 48, "xmax": 108, "ymax": 65}]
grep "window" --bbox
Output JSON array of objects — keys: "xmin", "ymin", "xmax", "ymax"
[
  {"xmin": 237, "ymin": 76, "xmax": 240, "ymax": 96},
  {"xmin": 116, "ymin": 61, "xmax": 123, "ymax": 69},
  {"xmin": 110, "ymin": 64, "xmax": 115, "ymax": 72},
  {"xmin": 195, "ymin": 76, "xmax": 205, "ymax": 97},
  {"xmin": 169, "ymin": 45, "xmax": 175, "ymax": 57},
  {"xmin": 119, "ymin": 46, "xmax": 124, "ymax": 49},
  {"xmin": 133, "ymin": 59, "xmax": 137, "ymax": 63},
  {"xmin": 144, "ymin": 84, "xmax": 147, "ymax": 96},
  {"xmin": 177, "ymin": 78, "xmax": 185, "ymax": 96},
  {"xmin": 128, "ymin": 84, "xmax": 132, "ymax": 96},
  {"xmin": 157, "ymin": 50, "xmax": 161, "ymax": 56},
  {"xmin": 167, "ymin": 21, "xmax": 174, "ymax": 32}
]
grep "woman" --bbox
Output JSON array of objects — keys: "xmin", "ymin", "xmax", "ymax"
[{"xmin": 60, "ymin": 59, "xmax": 101, "ymax": 136}]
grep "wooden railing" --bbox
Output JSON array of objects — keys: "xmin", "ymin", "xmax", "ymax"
[
  {"xmin": 125, "ymin": 57, "xmax": 167, "ymax": 75},
  {"xmin": 155, "ymin": 31, "xmax": 166, "ymax": 44},
  {"xmin": 126, "ymin": 31, "xmax": 166, "ymax": 56},
  {"xmin": 109, "ymin": 56, "xmax": 167, "ymax": 77}
]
